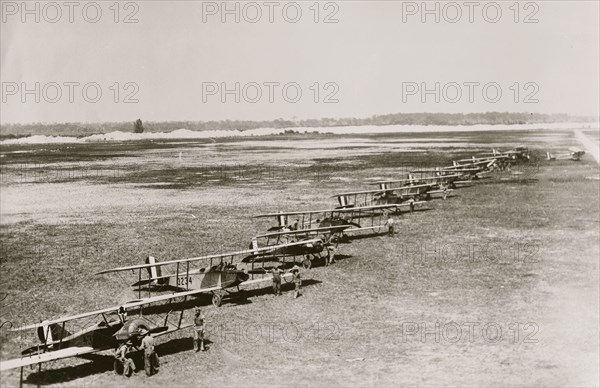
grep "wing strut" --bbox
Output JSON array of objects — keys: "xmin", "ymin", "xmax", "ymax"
[
  {"xmin": 59, "ymin": 321, "xmax": 66, "ymax": 348},
  {"xmin": 138, "ymin": 268, "xmax": 142, "ymax": 299},
  {"xmin": 186, "ymin": 262, "xmax": 190, "ymax": 290},
  {"xmin": 177, "ymin": 296, "xmax": 187, "ymax": 329}
]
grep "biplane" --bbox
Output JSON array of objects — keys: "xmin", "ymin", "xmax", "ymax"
[
  {"xmin": 451, "ymin": 158, "xmax": 498, "ymax": 170},
  {"xmin": 454, "ymin": 155, "xmax": 510, "ymax": 165},
  {"xmin": 96, "ymin": 240, "xmax": 312, "ymax": 307},
  {"xmin": 246, "ymin": 225, "xmax": 350, "ymax": 269},
  {"xmin": 479, "ymin": 147, "xmax": 531, "ymax": 161},
  {"xmin": 369, "ymin": 175, "xmax": 457, "ymax": 197},
  {"xmin": 253, "ymin": 204, "xmax": 407, "ymax": 238},
  {"xmin": 331, "ymin": 186, "xmax": 439, "ymax": 209},
  {"xmin": 409, "ymin": 168, "xmax": 488, "ymax": 187},
  {"xmin": 0, "ymin": 292, "xmax": 198, "ymax": 372},
  {"xmin": 547, "ymin": 148, "xmax": 585, "ymax": 161},
  {"xmin": 411, "ymin": 158, "xmax": 497, "ymax": 182},
  {"xmin": 1, "ymin": 241, "xmax": 314, "ymax": 374}
]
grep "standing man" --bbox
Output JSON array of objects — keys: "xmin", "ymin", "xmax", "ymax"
[
  {"xmin": 193, "ymin": 308, "xmax": 206, "ymax": 352},
  {"xmin": 271, "ymin": 266, "xmax": 282, "ymax": 296},
  {"xmin": 441, "ymin": 184, "xmax": 448, "ymax": 200},
  {"xmin": 326, "ymin": 246, "xmax": 337, "ymax": 266},
  {"xmin": 114, "ymin": 341, "xmax": 135, "ymax": 377},
  {"xmin": 291, "ymin": 265, "xmax": 302, "ymax": 299},
  {"xmin": 139, "ymin": 328, "xmax": 159, "ymax": 376},
  {"xmin": 385, "ymin": 216, "xmax": 395, "ymax": 237}
]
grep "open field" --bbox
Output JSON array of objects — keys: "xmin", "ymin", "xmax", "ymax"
[{"xmin": 0, "ymin": 129, "xmax": 598, "ymax": 387}]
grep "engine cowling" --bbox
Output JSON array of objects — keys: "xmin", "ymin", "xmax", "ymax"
[{"xmin": 114, "ymin": 318, "xmax": 150, "ymax": 342}]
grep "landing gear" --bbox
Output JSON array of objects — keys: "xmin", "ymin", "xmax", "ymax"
[{"xmin": 212, "ymin": 292, "xmax": 223, "ymax": 307}]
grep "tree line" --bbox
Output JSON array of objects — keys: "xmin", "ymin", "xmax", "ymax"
[{"xmin": 1, "ymin": 112, "xmax": 595, "ymax": 139}]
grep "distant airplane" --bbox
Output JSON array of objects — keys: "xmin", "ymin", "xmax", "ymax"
[
  {"xmin": 478, "ymin": 147, "xmax": 531, "ymax": 161},
  {"xmin": 371, "ymin": 173, "xmax": 461, "ymax": 191},
  {"xmin": 547, "ymin": 148, "xmax": 585, "ymax": 161}
]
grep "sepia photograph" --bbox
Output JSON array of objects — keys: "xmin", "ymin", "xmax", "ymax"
[{"xmin": 0, "ymin": 1, "xmax": 598, "ymax": 387}]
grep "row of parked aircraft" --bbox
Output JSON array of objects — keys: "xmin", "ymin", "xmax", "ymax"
[{"xmin": 0, "ymin": 146, "xmax": 533, "ymax": 376}]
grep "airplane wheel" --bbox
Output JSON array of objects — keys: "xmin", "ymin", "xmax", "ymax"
[
  {"xmin": 302, "ymin": 258, "xmax": 312, "ymax": 269},
  {"xmin": 212, "ymin": 293, "xmax": 223, "ymax": 307}
]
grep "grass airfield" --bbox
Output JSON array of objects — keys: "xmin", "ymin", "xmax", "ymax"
[{"xmin": 0, "ymin": 129, "xmax": 598, "ymax": 387}]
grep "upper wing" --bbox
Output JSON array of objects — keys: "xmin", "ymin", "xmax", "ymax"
[
  {"xmin": 331, "ymin": 188, "xmax": 398, "ymax": 197},
  {"xmin": 254, "ymin": 225, "xmax": 350, "ymax": 239},
  {"xmin": 253, "ymin": 210, "xmax": 326, "ymax": 217},
  {"xmin": 96, "ymin": 239, "xmax": 322, "ymax": 275},
  {"xmin": 254, "ymin": 203, "xmax": 411, "ymax": 218}
]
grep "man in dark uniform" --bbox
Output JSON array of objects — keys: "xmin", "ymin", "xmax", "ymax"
[
  {"xmin": 271, "ymin": 266, "xmax": 282, "ymax": 295},
  {"xmin": 291, "ymin": 265, "xmax": 301, "ymax": 299},
  {"xmin": 193, "ymin": 308, "xmax": 206, "ymax": 352}
]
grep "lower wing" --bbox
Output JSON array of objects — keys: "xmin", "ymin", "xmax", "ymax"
[{"xmin": 0, "ymin": 346, "xmax": 100, "ymax": 371}]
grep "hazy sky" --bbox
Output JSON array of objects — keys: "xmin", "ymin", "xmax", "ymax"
[{"xmin": 1, "ymin": 0, "xmax": 599, "ymax": 124}]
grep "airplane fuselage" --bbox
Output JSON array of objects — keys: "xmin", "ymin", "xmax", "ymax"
[
  {"xmin": 148, "ymin": 267, "xmax": 249, "ymax": 291},
  {"xmin": 22, "ymin": 320, "xmax": 123, "ymax": 356}
]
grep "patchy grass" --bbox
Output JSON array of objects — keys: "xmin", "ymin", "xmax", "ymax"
[{"xmin": 0, "ymin": 131, "xmax": 598, "ymax": 387}]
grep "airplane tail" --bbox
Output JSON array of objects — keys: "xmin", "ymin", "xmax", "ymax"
[
  {"xmin": 36, "ymin": 321, "xmax": 72, "ymax": 346},
  {"xmin": 146, "ymin": 256, "xmax": 162, "ymax": 284},
  {"xmin": 546, "ymin": 152, "xmax": 555, "ymax": 161},
  {"xmin": 277, "ymin": 212, "xmax": 287, "ymax": 228}
]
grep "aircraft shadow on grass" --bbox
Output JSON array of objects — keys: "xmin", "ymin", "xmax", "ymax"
[
  {"xmin": 131, "ymin": 277, "xmax": 323, "ymax": 314},
  {"xmin": 487, "ymin": 178, "xmax": 539, "ymax": 185},
  {"xmin": 25, "ymin": 337, "xmax": 207, "ymax": 385}
]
